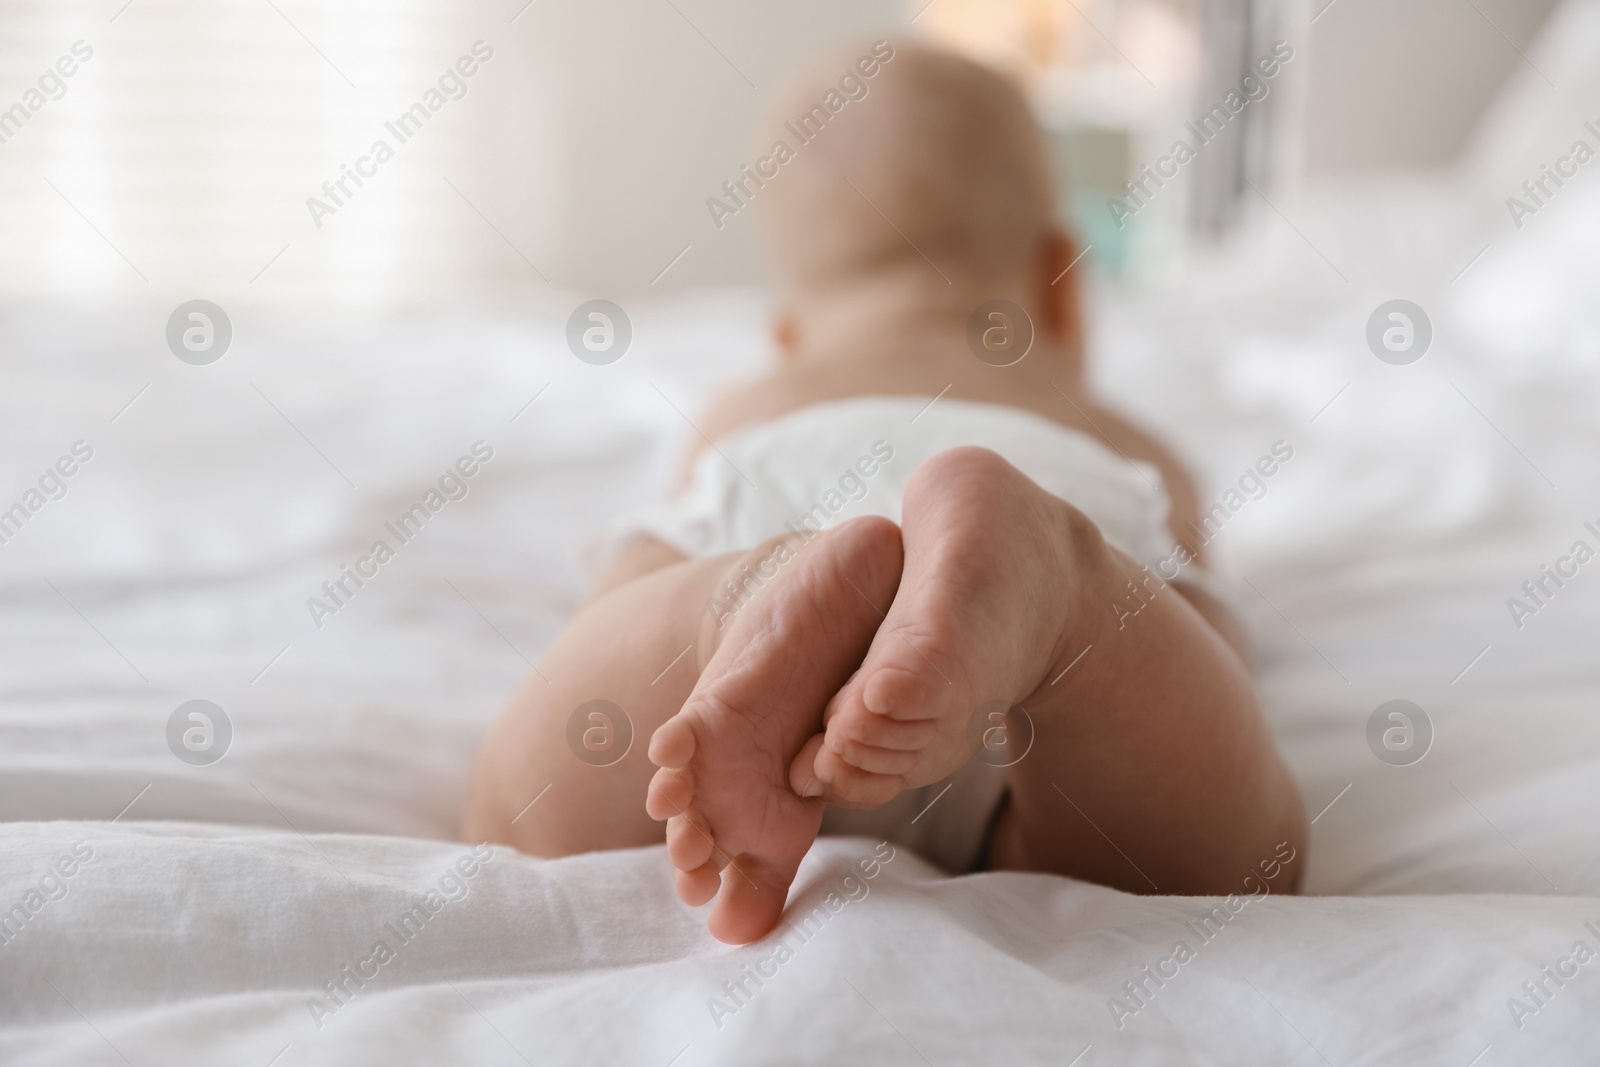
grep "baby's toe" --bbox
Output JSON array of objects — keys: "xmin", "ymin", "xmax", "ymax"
[
  {"xmin": 787, "ymin": 733, "xmax": 830, "ymax": 798},
  {"xmin": 666, "ymin": 813, "xmax": 716, "ymax": 871},
  {"xmin": 676, "ymin": 862, "xmax": 721, "ymax": 907},
  {"xmin": 863, "ymin": 661, "xmax": 949, "ymax": 720},
  {"xmin": 647, "ymin": 715, "xmax": 697, "ymax": 769},
  {"xmin": 812, "ymin": 749, "xmax": 904, "ymax": 808},
  {"xmin": 826, "ymin": 736, "xmax": 920, "ymax": 776},
  {"xmin": 788, "ymin": 721, "xmax": 921, "ymax": 794},
  {"xmin": 645, "ymin": 767, "xmax": 693, "ymax": 821},
  {"xmin": 832, "ymin": 707, "xmax": 938, "ymax": 752},
  {"xmin": 707, "ymin": 860, "xmax": 791, "ymax": 945}
]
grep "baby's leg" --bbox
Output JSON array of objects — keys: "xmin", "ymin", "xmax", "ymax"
[
  {"xmin": 801, "ymin": 448, "xmax": 1306, "ymax": 893},
  {"xmin": 463, "ymin": 517, "xmax": 904, "ymax": 940},
  {"xmin": 462, "ymin": 546, "xmax": 719, "ymax": 859}
]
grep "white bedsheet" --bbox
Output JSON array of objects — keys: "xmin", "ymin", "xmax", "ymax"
[
  {"xmin": 3, "ymin": 827, "xmax": 1598, "ymax": 1066},
  {"xmin": 3, "ymin": 236, "xmax": 1599, "ymax": 1061},
  {"xmin": 6, "ymin": 13, "xmax": 1600, "ymax": 1059}
]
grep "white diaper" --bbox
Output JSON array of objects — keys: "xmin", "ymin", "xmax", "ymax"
[{"xmin": 612, "ymin": 395, "xmax": 1189, "ymax": 874}]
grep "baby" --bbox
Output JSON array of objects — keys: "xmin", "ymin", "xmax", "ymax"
[{"xmin": 464, "ymin": 41, "xmax": 1306, "ymax": 944}]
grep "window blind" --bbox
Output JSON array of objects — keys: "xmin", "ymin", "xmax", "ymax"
[{"xmin": 0, "ymin": 0, "xmax": 511, "ymax": 300}]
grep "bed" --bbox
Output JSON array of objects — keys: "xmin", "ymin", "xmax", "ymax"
[{"xmin": 6, "ymin": 14, "xmax": 1600, "ymax": 1063}]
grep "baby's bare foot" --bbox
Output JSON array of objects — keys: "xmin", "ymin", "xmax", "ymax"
[
  {"xmin": 646, "ymin": 516, "xmax": 903, "ymax": 944},
  {"xmin": 791, "ymin": 448, "xmax": 1093, "ymax": 808}
]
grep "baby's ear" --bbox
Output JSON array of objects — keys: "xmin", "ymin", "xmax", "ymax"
[
  {"xmin": 773, "ymin": 311, "xmax": 800, "ymax": 363},
  {"xmin": 1037, "ymin": 229, "xmax": 1085, "ymax": 341}
]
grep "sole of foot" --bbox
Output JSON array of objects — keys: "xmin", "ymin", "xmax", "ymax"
[
  {"xmin": 646, "ymin": 515, "xmax": 905, "ymax": 944},
  {"xmin": 791, "ymin": 447, "xmax": 1087, "ymax": 809}
]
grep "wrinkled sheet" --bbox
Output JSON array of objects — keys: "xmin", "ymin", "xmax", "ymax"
[{"xmin": 3, "ymin": 827, "xmax": 1598, "ymax": 1065}]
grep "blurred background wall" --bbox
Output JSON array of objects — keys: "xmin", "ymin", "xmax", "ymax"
[
  {"xmin": 1305, "ymin": 0, "xmax": 1560, "ymax": 172},
  {"xmin": 0, "ymin": 0, "xmax": 1563, "ymax": 303}
]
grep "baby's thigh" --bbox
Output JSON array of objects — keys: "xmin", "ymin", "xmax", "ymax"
[{"xmin": 461, "ymin": 554, "xmax": 729, "ymax": 856}]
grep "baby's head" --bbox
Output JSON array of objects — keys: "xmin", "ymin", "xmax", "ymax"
[{"xmin": 756, "ymin": 41, "xmax": 1080, "ymax": 362}]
